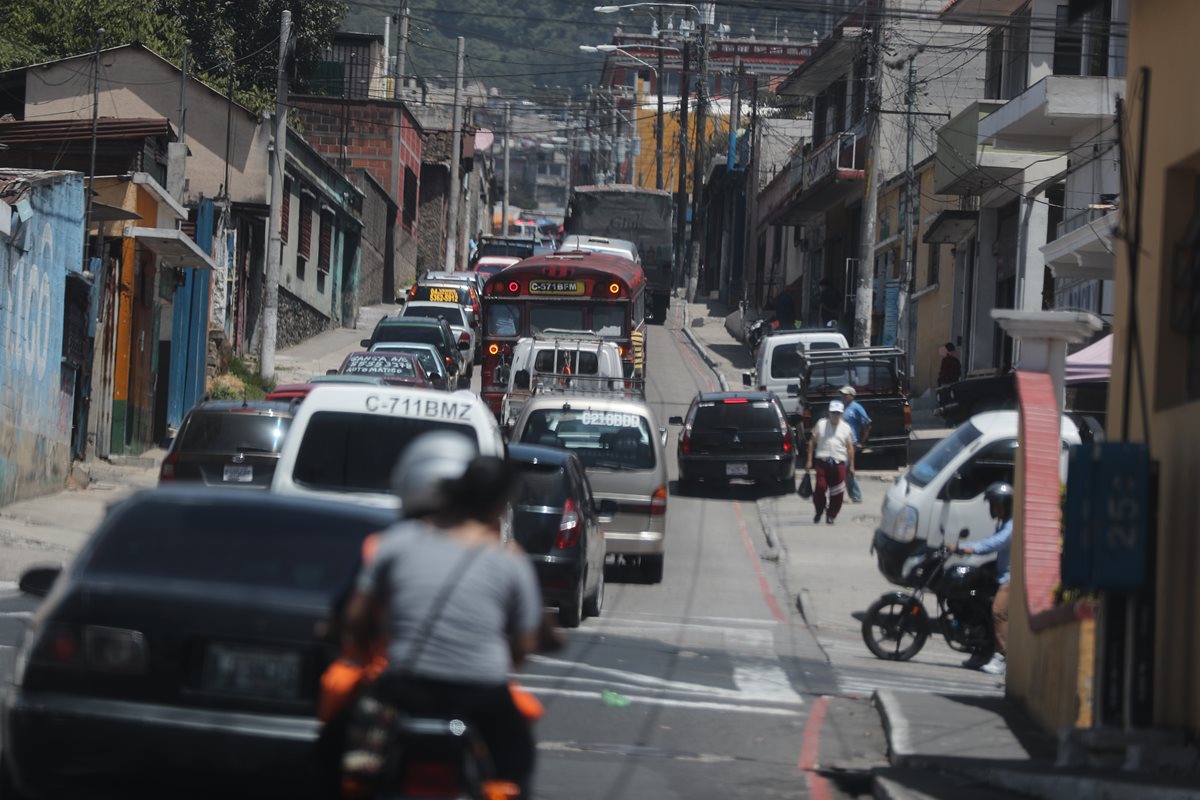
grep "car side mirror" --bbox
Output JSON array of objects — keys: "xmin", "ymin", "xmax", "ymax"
[
  {"xmin": 514, "ymin": 370, "xmax": 530, "ymax": 390},
  {"xmin": 958, "ymin": 527, "xmax": 971, "ymax": 540},
  {"xmin": 595, "ymin": 498, "xmax": 618, "ymax": 518},
  {"xmin": 741, "ymin": 372, "xmax": 753, "ymax": 387},
  {"xmin": 19, "ymin": 565, "xmax": 61, "ymax": 598},
  {"xmin": 359, "ymin": 339, "xmax": 371, "ymax": 348},
  {"xmin": 786, "ymin": 383, "xmax": 800, "ymax": 397},
  {"xmin": 668, "ymin": 415, "xmax": 684, "ymax": 425}
]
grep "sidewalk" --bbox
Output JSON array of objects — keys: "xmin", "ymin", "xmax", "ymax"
[
  {"xmin": 274, "ymin": 302, "xmax": 395, "ymax": 386},
  {"xmin": 676, "ymin": 299, "xmax": 1200, "ymax": 800}
]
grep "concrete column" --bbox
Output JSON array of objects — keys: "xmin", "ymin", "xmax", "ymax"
[
  {"xmin": 992, "ymin": 309, "xmax": 1104, "ymax": 411},
  {"xmin": 1017, "ymin": 190, "xmax": 1051, "ymax": 314},
  {"xmin": 970, "ymin": 208, "xmax": 999, "ymax": 372}
]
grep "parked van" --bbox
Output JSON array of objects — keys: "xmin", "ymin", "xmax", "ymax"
[
  {"xmin": 271, "ymin": 384, "xmax": 505, "ymax": 509},
  {"xmin": 872, "ymin": 410, "xmax": 1084, "ymax": 585},
  {"xmin": 742, "ymin": 329, "xmax": 849, "ymax": 419},
  {"xmin": 501, "ymin": 334, "xmax": 625, "ymax": 430}
]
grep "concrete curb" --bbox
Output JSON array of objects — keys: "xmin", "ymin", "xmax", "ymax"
[
  {"xmin": 680, "ymin": 305, "xmax": 730, "ymax": 392},
  {"xmin": 873, "ymin": 690, "xmax": 913, "ymax": 767}
]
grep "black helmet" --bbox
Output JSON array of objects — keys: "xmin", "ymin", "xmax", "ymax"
[{"xmin": 984, "ymin": 481, "xmax": 1014, "ymax": 519}]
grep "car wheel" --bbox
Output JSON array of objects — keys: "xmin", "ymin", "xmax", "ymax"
[
  {"xmin": 641, "ymin": 554, "xmax": 664, "ymax": 584},
  {"xmin": 583, "ymin": 563, "xmax": 604, "ymax": 618},
  {"xmin": 558, "ymin": 572, "xmax": 585, "ymax": 628}
]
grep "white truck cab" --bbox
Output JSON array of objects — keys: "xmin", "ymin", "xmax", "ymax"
[
  {"xmin": 501, "ymin": 334, "xmax": 625, "ymax": 430},
  {"xmin": 742, "ymin": 329, "xmax": 849, "ymax": 418},
  {"xmin": 872, "ymin": 410, "xmax": 1084, "ymax": 584},
  {"xmin": 271, "ymin": 384, "xmax": 505, "ymax": 509}
]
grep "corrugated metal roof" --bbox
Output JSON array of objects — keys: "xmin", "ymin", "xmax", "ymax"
[
  {"xmin": 0, "ymin": 168, "xmax": 79, "ymax": 202},
  {"xmin": 0, "ymin": 118, "xmax": 175, "ymax": 145}
]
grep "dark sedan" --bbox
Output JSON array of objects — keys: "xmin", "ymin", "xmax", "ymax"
[
  {"xmin": 670, "ymin": 391, "xmax": 797, "ymax": 493},
  {"xmin": 0, "ymin": 489, "xmax": 393, "ymax": 800},
  {"xmin": 509, "ymin": 444, "xmax": 608, "ymax": 628},
  {"xmin": 159, "ymin": 400, "xmax": 293, "ymax": 488}
]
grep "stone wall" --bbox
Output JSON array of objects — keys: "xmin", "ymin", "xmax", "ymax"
[
  {"xmin": 277, "ymin": 287, "xmax": 331, "ymax": 350},
  {"xmin": 354, "ymin": 171, "xmax": 394, "ymax": 307},
  {"xmin": 417, "ymin": 164, "xmax": 448, "ymax": 274}
]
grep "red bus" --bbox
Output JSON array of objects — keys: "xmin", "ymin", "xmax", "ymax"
[{"xmin": 480, "ymin": 252, "xmax": 648, "ymax": 415}]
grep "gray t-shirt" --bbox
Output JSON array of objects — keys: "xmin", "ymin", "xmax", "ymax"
[{"xmin": 357, "ymin": 520, "xmax": 543, "ymax": 685}]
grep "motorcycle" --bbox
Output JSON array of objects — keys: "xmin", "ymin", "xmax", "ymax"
[
  {"xmin": 860, "ymin": 529, "xmax": 996, "ymax": 662},
  {"xmin": 747, "ymin": 317, "xmax": 768, "ymax": 356}
]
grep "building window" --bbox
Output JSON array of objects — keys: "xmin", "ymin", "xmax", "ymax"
[
  {"xmin": 281, "ymin": 178, "xmax": 291, "ymax": 244},
  {"xmin": 1053, "ymin": 5, "xmax": 1083, "ymax": 76},
  {"xmin": 297, "ymin": 255, "xmax": 306, "ymax": 280},
  {"xmin": 299, "ymin": 193, "xmax": 313, "ymax": 259},
  {"xmin": 928, "ymin": 244, "xmax": 940, "ymax": 288},
  {"xmin": 1002, "ymin": 6, "xmax": 1032, "ymax": 100},
  {"xmin": 317, "ymin": 210, "xmax": 332, "ymax": 294},
  {"xmin": 985, "ymin": 27, "xmax": 1004, "ymax": 99}
]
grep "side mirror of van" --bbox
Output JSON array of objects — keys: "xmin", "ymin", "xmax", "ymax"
[
  {"xmin": 360, "ymin": 338, "xmax": 372, "ymax": 348},
  {"xmin": 668, "ymin": 416, "xmax": 684, "ymax": 425},
  {"xmin": 786, "ymin": 384, "xmax": 801, "ymax": 397},
  {"xmin": 958, "ymin": 527, "xmax": 971, "ymax": 540},
  {"xmin": 742, "ymin": 372, "xmax": 753, "ymax": 388},
  {"xmin": 514, "ymin": 370, "xmax": 530, "ymax": 390}
]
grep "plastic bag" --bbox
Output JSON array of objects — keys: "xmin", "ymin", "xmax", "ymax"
[{"xmin": 797, "ymin": 471, "xmax": 813, "ymax": 499}]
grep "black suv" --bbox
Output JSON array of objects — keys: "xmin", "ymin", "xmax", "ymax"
[
  {"xmin": 670, "ymin": 391, "xmax": 797, "ymax": 494},
  {"xmin": 360, "ymin": 316, "xmax": 466, "ymax": 386},
  {"xmin": 160, "ymin": 401, "xmax": 294, "ymax": 488}
]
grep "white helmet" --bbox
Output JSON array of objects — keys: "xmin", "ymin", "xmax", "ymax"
[{"xmin": 391, "ymin": 431, "xmax": 479, "ymax": 517}]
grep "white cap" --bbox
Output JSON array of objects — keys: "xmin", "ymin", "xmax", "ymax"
[{"xmin": 829, "ymin": 400, "xmax": 845, "ymax": 414}]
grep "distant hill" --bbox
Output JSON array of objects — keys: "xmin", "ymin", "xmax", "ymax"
[{"xmin": 343, "ymin": 0, "xmax": 822, "ymax": 99}]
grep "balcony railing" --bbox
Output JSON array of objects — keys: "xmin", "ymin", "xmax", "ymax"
[
  {"xmin": 803, "ymin": 131, "xmax": 859, "ymax": 190},
  {"xmin": 1056, "ymin": 205, "xmax": 1115, "ymax": 240}
]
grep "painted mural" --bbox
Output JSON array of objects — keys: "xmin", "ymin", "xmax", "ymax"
[{"xmin": 0, "ymin": 172, "xmax": 84, "ymax": 505}]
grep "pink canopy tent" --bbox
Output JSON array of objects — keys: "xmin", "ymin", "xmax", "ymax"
[{"xmin": 1065, "ymin": 334, "xmax": 1112, "ymax": 384}]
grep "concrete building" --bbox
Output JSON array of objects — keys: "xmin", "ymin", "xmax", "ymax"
[{"xmin": 932, "ymin": 0, "xmax": 1126, "ymax": 373}]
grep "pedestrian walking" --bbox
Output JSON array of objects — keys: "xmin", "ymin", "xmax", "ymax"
[
  {"xmin": 937, "ymin": 342, "xmax": 962, "ymax": 386},
  {"xmin": 839, "ymin": 386, "xmax": 871, "ymax": 503},
  {"xmin": 805, "ymin": 400, "xmax": 855, "ymax": 524}
]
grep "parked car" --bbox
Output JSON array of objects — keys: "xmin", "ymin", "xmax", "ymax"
[
  {"xmin": 741, "ymin": 328, "xmax": 849, "ymax": 421},
  {"xmin": 336, "ymin": 351, "xmax": 433, "ymax": 388},
  {"xmin": 359, "ymin": 316, "xmax": 464, "ymax": 386},
  {"xmin": 511, "ymin": 394, "xmax": 668, "ymax": 583},
  {"xmin": 509, "ymin": 443, "xmax": 608, "ymax": 627},
  {"xmin": 271, "ymin": 384, "xmax": 505, "ymax": 510},
  {"xmin": 398, "ymin": 302, "xmax": 476, "ymax": 379},
  {"xmin": 669, "ymin": 391, "xmax": 797, "ymax": 493},
  {"xmin": 368, "ymin": 342, "xmax": 452, "ymax": 390},
  {"xmin": 1, "ymin": 488, "xmax": 393, "ymax": 800},
  {"xmin": 159, "ymin": 400, "xmax": 293, "ymax": 488},
  {"xmin": 265, "ymin": 375, "xmax": 391, "ymax": 401}
]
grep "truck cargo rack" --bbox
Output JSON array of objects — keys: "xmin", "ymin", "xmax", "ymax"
[{"xmin": 530, "ymin": 373, "xmax": 646, "ymax": 399}]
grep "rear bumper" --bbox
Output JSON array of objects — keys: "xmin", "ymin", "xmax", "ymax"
[
  {"xmin": 604, "ymin": 529, "xmax": 664, "ymax": 556},
  {"xmin": 4, "ymin": 688, "xmax": 322, "ymax": 798},
  {"xmin": 679, "ymin": 454, "xmax": 795, "ymax": 483},
  {"xmin": 528, "ymin": 555, "xmax": 584, "ymax": 606}
]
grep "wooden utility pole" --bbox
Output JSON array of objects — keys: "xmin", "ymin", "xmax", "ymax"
[
  {"xmin": 260, "ymin": 10, "xmax": 291, "ymax": 381},
  {"xmin": 84, "ymin": 28, "xmax": 105, "ymax": 260},
  {"xmin": 502, "ymin": 100, "xmax": 511, "ymax": 236},
  {"xmin": 444, "ymin": 36, "xmax": 465, "ymax": 271},
  {"xmin": 854, "ymin": 6, "xmax": 885, "ymax": 347},
  {"xmin": 686, "ymin": 22, "xmax": 709, "ymax": 302},
  {"xmin": 674, "ymin": 40, "xmax": 691, "ymax": 290},
  {"xmin": 655, "ymin": 8, "xmax": 665, "ymax": 190}
]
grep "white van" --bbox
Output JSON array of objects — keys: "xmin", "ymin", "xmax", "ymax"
[
  {"xmin": 872, "ymin": 410, "xmax": 1083, "ymax": 584},
  {"xmin": 501, "ymin": 335, "xmax": 625, "ymax": 430},
  {"xmin": 742, "ymin": 329, "xmax": 849, "ymax": 418},
  {"xmin": 558, "ymin": 235, "xmax": 640, "ymax": 264},
  {"xmin": 271, "ymin": 384, "xmax": 505, "ymax": 509}
]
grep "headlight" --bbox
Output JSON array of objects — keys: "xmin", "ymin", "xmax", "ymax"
[{"xmin": 892, "ymin": 505, "xmax": 919, "ymax": 543}]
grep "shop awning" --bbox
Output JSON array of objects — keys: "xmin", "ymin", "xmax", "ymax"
[
  {"xmin": 1065, "ymin": 333, "xmax": 1112, "ymax": 384},
  {"xmin": 123, "ymin": 226, "xmax": 215, "ymax": 270},
  {"xmin": 89, "ymin": 202, "xmax": 142, "ymax": 223}
]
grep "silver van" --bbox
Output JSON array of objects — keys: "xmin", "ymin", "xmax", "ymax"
[{"xmin": 511, "ymin": 394, "xmax": 668, "ymax": 583}]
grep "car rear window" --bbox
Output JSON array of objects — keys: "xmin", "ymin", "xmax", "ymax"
[
  {"xmin": 693, "ymin": 400, "xmax": 781, "ymax": 430},
  {"xmin": 533, "ymin": 350, "xmax": 600, "ymax": 374},
  {"xmin": 376, "ymin": 324, "xmax": 442, "ymax": 347},
  {"xmin": 403, "ymin": 306, "xmax": 466, "ymax": 326},
  {"xmin": 520, "ymin": 409, "xmax": 655, "ymax": 470},
  {"xmin": 809, "ymin": 361, "xmax": 898, "ymax": 391},
  {"xmin": 180, "ymin": 412, "xmax": 290, "ymax": 454},
  {"xmin": 514, "ymin": 463, "xmax": 568, "ymax": 507},
  {"xmin": 84, "ymin": 499, "xmax": 385, "ymax": 592},
  {"xmin": 376, "ymin": 347, "xmax": 443, "ymax": 377},
  {"xmin": 341, "ymin": 352, "xmax": 419, "ymax": 379},
  {"xmin": 770, "ymin": 347, "xmax": 803, "ymax": 379},
  {"xmin": 293, "ymin": 411, "xmax": 476, "ymax": 493}
]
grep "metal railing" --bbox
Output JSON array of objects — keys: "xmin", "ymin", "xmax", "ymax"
[{"xmin": 803, "ymin": 131, "xmax": 859, "ymax": 190}]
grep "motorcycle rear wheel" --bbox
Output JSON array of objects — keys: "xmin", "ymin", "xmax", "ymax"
[{"xmin": 862, "ymin": 595, "xmax": 929, "ymax": 661}]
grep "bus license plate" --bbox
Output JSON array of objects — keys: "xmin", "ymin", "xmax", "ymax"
[
  {"xmin": 726, "ymin": 463, "xmax": 749, "ymax": 476},
  {"xmin": 224, "ymin": 465, "xmax": 253, "ymax": 482}
]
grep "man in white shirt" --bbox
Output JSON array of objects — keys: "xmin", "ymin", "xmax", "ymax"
[{"xmin": 804, "ymin": 400, "xmax": 856, "ymax": 524}]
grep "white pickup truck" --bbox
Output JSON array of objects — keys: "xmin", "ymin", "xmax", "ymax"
[{"xmin": 500, "ymin": 334, "xmax": 625, "ymax": 431}]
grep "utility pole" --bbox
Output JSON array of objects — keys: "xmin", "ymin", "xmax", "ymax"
[
  {"xmin": 854, "ymin": 5, "xmax": 885, "ymax": 347},
  {"xmin": 502, "ymin": 100, "xmax": 511, "ymax": 236},
  {"xmin": 444, "ymin": 36, "xmax": 465, "ymax": 271},
  {"xmin": 655, "ymin": 8, "xmax": 665, "ymax": 190},
  {"xmin": 84, "ymin": 27, "xmax": 105, "ymax": 259},
  {"xmin": 674, "ymin": 39, "xmax": 691, "ymax": 290},
  {"xmin": 728, "ymin": 56, "xmax": 741, "ymax": 166},
  {"xmin": 260, "ymin": 9, "xmax": 291, "ymax": 381},
  {"xmin": 686, "ymin": 22, "xmax": 709, "ymax": 302},
  {"xmin": 395, "ymin": 0, "xmax": 410, "ymax": 98},
  {"xmin": 897, "ymin": 51, "xmax": 918, "ymax": 354},
  {"xmin": 177, "ymin": 39, "xmax": 190, "ymax": 141}
]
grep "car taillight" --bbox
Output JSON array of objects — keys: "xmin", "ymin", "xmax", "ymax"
[
  {"xmin": 782, "ymin": 433, "xmax": 793, "ymax": 453},
  {"xmin": 458, "ymin": 331, "xmax": 471, "ymax": 344},
  {"xmin": 159, "ymin": 448, "xmax": 180, "ymax": 481},
  {"xmin": 723, "ymin": 398, "xmax": 748, "ymax": 404},
  {"xmin": 680, "ymin": 426, "xmax": 691, "ymax": 455},
  {"xmin": 556, "ymin": 499, "xmax": 581, "ymax": 549},
  {"xmin": 400, "ymin": 761, "xmax": 463, "ymax": 797},
  {"xmin": 650, "ymin": 486, "xmax": 667, "ymax": 515},
  {"xmin": 31, "ymin": 624, "xmax": 146, "ymax": 675}
]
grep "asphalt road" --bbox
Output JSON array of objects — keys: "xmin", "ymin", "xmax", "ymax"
[{"xmin": 526, "ymin": 306, "xmax": 850, "ymax": 800}]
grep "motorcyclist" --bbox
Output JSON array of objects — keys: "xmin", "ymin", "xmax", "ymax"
[
  {"xmin": 952, "ymin": 481, "xmax": 1013, "ymax": 675},
  {"xmin": 341, "ymin": 431, "xmax": 544, "ymax": 794}
]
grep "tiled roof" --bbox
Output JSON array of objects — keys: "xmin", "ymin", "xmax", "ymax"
[{"xmin": 0, "ymin": 117, "xmax": 175, "ymax": 145}]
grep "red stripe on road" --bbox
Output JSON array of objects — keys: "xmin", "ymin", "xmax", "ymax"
[
  {"xmin": 732, "ymin": 500, "xmax": 786, "ymax": 623},
  {"xmin": 798, "ymin": 695, "xmax": 834, "ymax": 800}
]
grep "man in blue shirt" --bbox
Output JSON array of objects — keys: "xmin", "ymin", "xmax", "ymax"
[
  {"xmin": 954, "ymin": 481, "xmax": 1013, "ymax": 676},
  {"xmin": 839, "ymin": 386, "xmax": 871, "ymax": 503}
]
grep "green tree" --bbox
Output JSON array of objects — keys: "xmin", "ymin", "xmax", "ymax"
[{"xmin": 0, "ymin": 0, "xmax": 186, "ymax": 70}]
